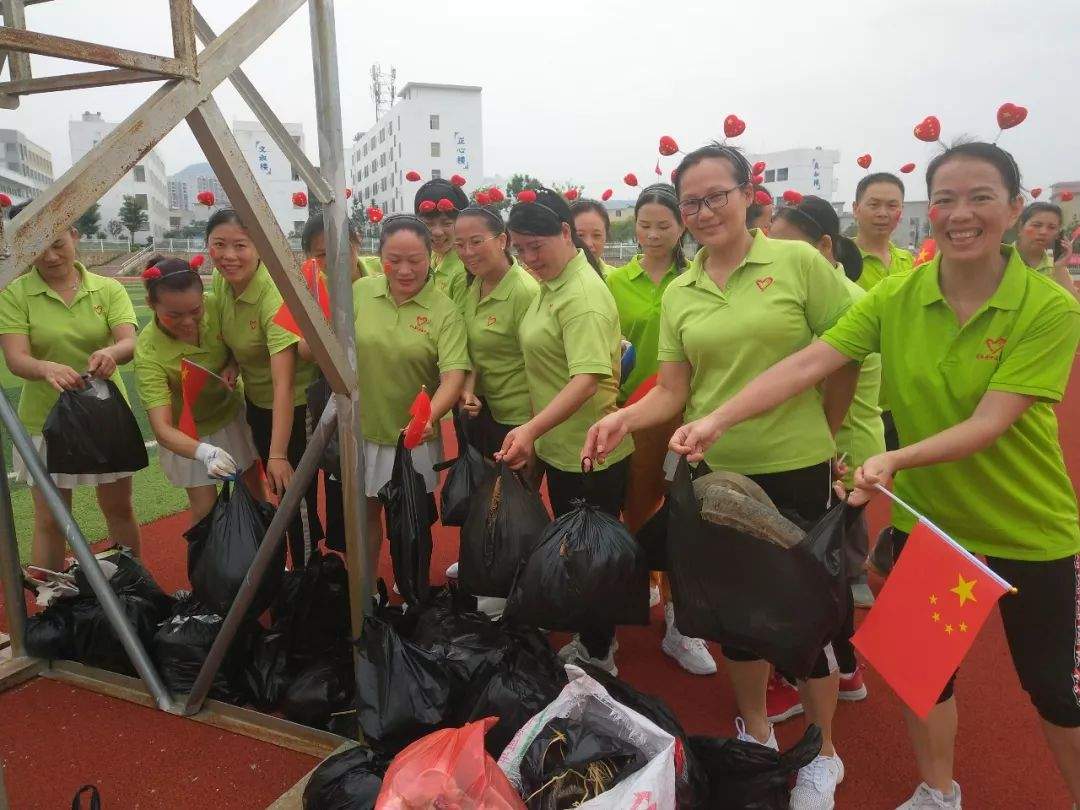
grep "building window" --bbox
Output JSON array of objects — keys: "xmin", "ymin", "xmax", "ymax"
[
  {"xmin": 432, "ymin": 169, "xmax": 442, "ymax": 180},
  {"xmin": 294, "ymin": 221, "xmax": 305, "ymax": 234},
  {"xmin": 381, "ymin": 178, "xmax": 387, "ymax": 192},
  {"xmin": 430, "ymin": 114, "xmax": 440, "ymax": 130},
  {"xmin": 134, "ymin": 194, "xmax": 148, "ymax": 210},
  {"xmin": 764, "ymin": 169, "xmax": 775, "ymax": 183},
  {"xmin": 362, "ymin": 144, "xmax": 367, "ymax": 156},
  {"xmin": 430, "ymin": 142, "xmax": 440, "ymax": 158},
  {"xmin": 133, "ymin": 166, "xmax": 146, "ymax": 182},
  {"xmin": 380, "ymin": 154, "xmax": 386, "ymax": 168},
  {"xmin": 379, "ymin": 129, "xmax": 385, "ymax": 144},
  {"xmin": 169, "ymin": 216, "xmax": 181, "ymax": 229},
  {"xmin": 398, "ymin": 143, "xmax": 402, "ymax": 158},
  {"xmin": 291, "ymin": 165, "xmax": 300, "ymax": 181},
  {"xmin": 776, "ymin": 168, "xmax": 789, "ymax": 181}
]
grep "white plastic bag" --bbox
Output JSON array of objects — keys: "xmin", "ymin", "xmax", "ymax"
[{"xmin": 497, "ymin": 664, "xmax": 677, "ymax": 810}]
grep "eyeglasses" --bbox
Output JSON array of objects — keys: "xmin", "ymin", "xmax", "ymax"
[
  {"xmin": 677, "ymin": 186, "xmax": 744, "ymax": 217},
  {"xmin": 453, "ymin": 234, "xmax": 500, "ymax": 252}
]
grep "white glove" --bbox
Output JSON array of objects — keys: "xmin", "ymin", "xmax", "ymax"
[{"xmin": 195, "ymin": 443, "xmax": 237, "ymax": 478}]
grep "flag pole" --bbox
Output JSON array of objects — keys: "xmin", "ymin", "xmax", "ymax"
[
  {"xmin": 874, "ymin": 484, "xmax": 1017, "ymax": 594},
  {"xmin": 184, "ymin": 358, "xmax": 226, "ymax": 384}
]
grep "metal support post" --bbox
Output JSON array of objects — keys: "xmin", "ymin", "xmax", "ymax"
[
  {"xmin": 168, "ymin": 0, "xmax": 197, "ymax": 71},
  {"xmin": 0, "ymin": 439, "xmax": 27, "ymax": 659},
  {"xmin": 181, "ymin": 401, "xmax": 338, "ymax": 714},
  {"xmin": 0, "ymin": 396, "xmax": 172, "ymax": 710}
]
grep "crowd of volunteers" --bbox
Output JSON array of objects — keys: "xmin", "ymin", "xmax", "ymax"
[{"xmin": 3, "ymin": 131, "xmax": 1078, "ymax": 809}]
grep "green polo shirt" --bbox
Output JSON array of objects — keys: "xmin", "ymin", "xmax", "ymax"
[
  {"xmin": 357, "ymin": 255, "xmax": 383, "ymax": 277},
  {"xmin": 353, "ymin": 274, "xmax": 471, "ymax": 445},
  {"xmin": 134, "ymin": 293, "xmax": 244, "ymax": 437},
  {"xmin": 856, "ymin": 241, "xmax": 915, "ymax": 291},
  {"xmin": 659, "ymin": 231, "xmax": 852, "ymax": 474},
  {"xmin": 822, "ymin": 245, "xmax": 1080, "ymax": 561},
  {"xmin": 0, "ymin": 263, "xmax": 137, "ymax": 434},
  {"xmin": 212, "ymin": 265, "xmax": 314, "ymax": 409},
  {"xmin": 520, "ymin": 250, "xmax": 632, "ymax": 472},
  {"xmin": 606, "ymin": 254, "xmax": 681, "ymax": 403},
  {"xmin": 599, "ymin": 260, "xmax": 619, "ymax": 279},
  {"xmin": 463, "ymin": 263, "xmax": 539, "ymax": 426},
  {"xmin": 432, "ymin": 250, "xmax": 468, "ymax": 311},
  {"xmin": 832, "ymin": 272, "xmax": 885, "ymax": 486},
  {"xmin": 1013, "ymin": 243, "xmax": 1054, "ymax": 276}
]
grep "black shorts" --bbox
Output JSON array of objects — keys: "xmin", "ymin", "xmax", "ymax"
[{"xmin": 894, "ymin": 529, "xmax": 1080, "ymax": 727}]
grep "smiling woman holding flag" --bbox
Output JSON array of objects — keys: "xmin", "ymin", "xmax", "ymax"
[
  {"xmin": 134, "ymin": 256, "xmax": 260, "ymax": 521},
  {"xmin": 624, "ymin": 141, "xmax": 1080, "ymax": 808}
]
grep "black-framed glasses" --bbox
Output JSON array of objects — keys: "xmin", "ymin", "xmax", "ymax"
[{"xmin": 678, "ymin": 186, "xmax": 743, "ymax": 217}]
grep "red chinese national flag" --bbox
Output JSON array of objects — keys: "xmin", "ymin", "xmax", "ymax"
[
  {"xmin": 403, "ymin": 387, "xmax": 431, "ymax": 450},
  {"xmin": 272, "ymin": 301, "xmax": 303, "ymax": 337},
  {"xmin": 914, "ymin": 238, "xmax": 937, "ymax": 266},
  {"xmin": 272, "ymin": 260, "xmax": 333, "ymax": 337},
  {"xmin": 853, "ymin": 520, "xmax": 1011, "ymax": 718},
  {"xmin": 179, "ymin": 358, "xmax": 210, "ymax": 440}
]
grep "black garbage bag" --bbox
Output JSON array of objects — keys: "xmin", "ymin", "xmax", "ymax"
[
  {"xmin": 432, "ymin": 410, "xmax": 492, "ymax": 527},
  {"xmin": 519, "ymin": 717, "xmax": 650, "ymax": 809},
  {"xmin": 689, "ymin": 724, "xmax": 822, "ymax": 810},
  {"xmin": 281, "ymin": 647, "xmax": 356, "ymax": 730},
  {"xmin": 43, "ymin": 377, "xmax": 148, "ymax": 475},
  {"xmin": 67, "ymin": 592, "xmax": 160, "ymax": 675},
  {"xmin": 460, "ymin": 464, "xmax": 550, "ymax": 598},
  {"xmin": 578, "ymin": 664, "xmax": 708, "ymax": 809},
  {"xmin": 302, "ymin": 745, "xmax": 391, "ymax": 810},
  {"xmin": 306, "ymin": 375, "xmax": 340, "ymax": 478},
  {"xmin": 460, "ymin": 627, "xmax": 568, "ymax": 758},
  {"xmin": 409, "ymin": 589, "xmax": 507, "ymax": 690},
  {"xmin": 667, "ymin": 458, "xmax": 852, "ymax": 679},
  {"xmin": 377, "ymin": 434, "xmax": 437, "ymax": 607},
  {"xmin": 636, "ymin": 500, "xmax": 671, "ymax": 573},
  {"xmin": 354, "ymin": 615, "xmax": 453, "ymax": 754},
  {"xmin": 184, "ymin": 479, "xmax": 281, "ymax": 617},
  {"xmin": 151, "ymin": 593, "xmax": 252, "ymax": 704},
  {"xmin": 24, "ymin": 603, "xmax": 73, "ymax": 659},
  {"xmin": 245, "ymin": 629, "xmax": 294, "ymax": 711},
  {"xmin": 280, "ymin": 550, "xmax": 352, "ymax": 668},
  {"xmin": 504, "ymin": 499, "xmax": 649, "ymax": 632},
  {"xmin": 72, "ymin": 546, "xmax": 174, "ymax": 617}
]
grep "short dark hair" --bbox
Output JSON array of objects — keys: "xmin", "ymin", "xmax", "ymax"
[
  {"xmin": 570, "ymin": 199, "xmax": 611, "ymax": 237},
  {"xmin": 1018, "ymin": 201, "xmax": 1062, "ymax": 227},
  {"xmin": 855, "ymin": 172, "xmax": 905, "ymax": 203},
  {"xmin": 414, "ymin": 178, "xmax": 469, "ymax": 217},
  {"xmin": 925, "ymin": 141, "xmax": 1022, "ymax": 199},
  {"xmin": 205, "ymin": 208, "xmax": 246, "ymax": 241},
  {"xmin": 672, "ymin": 143, "xmax": 752, "ymax": 197},
  {"xmin": 300, "ymin": 213, "xmax": 360, "ymax": 255},
  {"xmin": 379, "ymin": 214, "xmax": 432, "ymax": 255},
  {"xmin": 143, "ymin": 254, "xmax": 203, "ymax": 305}
]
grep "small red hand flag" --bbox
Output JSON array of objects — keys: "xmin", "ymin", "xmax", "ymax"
[
  {"xmin": 624, "ymin": 373, "xmax": 658, "ymax": 407},
  {"xmin": 853, "ymin": 519, "xmax": 1011, "ymax": 718},
  {"xmin": 403, "ymin": 387, "xmax": 431, "ymax": 450},
  {"xmin": 914, "ymin": 238, "xmax": 937, "ymax": 266},
  {"xmin": 178, "ymin": 359, "xmax": 211, "ymax": 440}
]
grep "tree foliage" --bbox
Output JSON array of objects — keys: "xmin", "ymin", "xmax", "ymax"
[{"xmin": 118, "ymin": 195, "xmax": 149, "ymax": 243}]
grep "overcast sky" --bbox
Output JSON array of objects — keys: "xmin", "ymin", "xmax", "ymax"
[{"xmin": 3, "ymin": 0, "xmax": 1078, "ymax": 204}]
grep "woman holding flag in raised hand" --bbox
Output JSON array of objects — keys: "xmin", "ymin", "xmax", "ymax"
[
  {"xmin": 602, "ymin": 141, "xmax": 1080, "ymax": 808},
  {"xmin": 135, "ymin": 255, "xmax": 260, "ymax": 521}
]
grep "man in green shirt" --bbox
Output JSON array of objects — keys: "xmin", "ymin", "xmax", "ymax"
[{"xmin": 853, "ymin": 172, "xmax": 915, "ymax": 292}]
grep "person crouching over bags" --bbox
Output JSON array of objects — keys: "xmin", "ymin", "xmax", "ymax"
[
  {"xmin": 0, "ymin": 203, "xmax": 141, "ymax": 573},
  {"xmin": 497, "ymin": 186, "xmax": 634, "ymax": 676},
  {"xmin": 134, "ymin": 255, "xmax": 262, "ymax": 522}
]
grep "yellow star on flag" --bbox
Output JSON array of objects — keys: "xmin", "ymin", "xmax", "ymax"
[
  {"xmin": 945, "ymin": 624, "xmax": 954, "ymax": 634},
  {"xmin": 929, "ymin": 594, "xmax": 938, "ymax": 605},
  {"xmin": 932, "ymin": 612, "xmax": 940, "ymax": 622},
  {"xmin": 959, "ymin": 622, "xmax": 968, "ymax": 632},
  {"xmin": 950, "ymin": 574, "xmax": 977, "ymax": 607}
]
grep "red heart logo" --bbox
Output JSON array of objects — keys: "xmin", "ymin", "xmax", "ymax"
[
  {"xmin": 601, "ymin": 189, "xmax": 613, "ymax": 201},
  {"xmin": 516, "ymin": 190, "xmax": 537, "ymax": 203},
  {"xmin": 755, "ymin": 276, "xmax": 774, "ymax": 291},
  {"xmin": 754, "ymin": 189, "xmax": 772, "ymax": 206},
  {"xmin": 782, "ymin": 189, "xmax": 803, "ymax": 204},
  {"xmin": 291, "ymin": 191, "xmax": 308, "ymax": 208},
  {"xmin": 752, "ymin": 161, "xmax": 766, "ymax": 175},
  {"xmin": 418, "ymin": 200, "xmax": 437, "ymax": 213},
  {"xmin": 659, "ymin": 135, "xmax": 679, "ymax": 156},
  {"xmin": 487, "ymin": 187, "xmax": 505, "ymax": 202},
  {"xmin": 1061, "ymin": 191, "xmax": 1075, "ymax": 202},
  {"xmin": 624, "ymin": 173, "xmax": 639, "ymax": 187},
  {"xmin": 723, "ymin": 114, "xmax": 746, "ymax": 138},
  {"xmin": 436, "ymin": 198, "xmax": 456, "ymax": 213},
  {"xmin": 405, "ymin": 170, "xmax": 422, "ymax": 182},
  {"xmin": 486, "ymin": 315, "xmax": 497, "ymax": 326},
  {"xmin": 196, "ymin": 190, "xmax": 216, "ymax": 207},
  {"xmin": 996, "ymin": 103, "xmax": 1027, "ymax": 130},
  {"xmin": 857, "ymin": 154, "xmax": 872, "ymax": 169},
  {"xmin": 899, "ymin": 162, "xmax": 916, "ymax": 174},
  {"xmin": 913, "ymin": 115, "xmax": 941, "ymax": 142},
  {"xmin": 564, "ymin": 188, "xmax": 580, "ymax": 201},
  {"xmin": 1030, "ymin": 187, "xmax": 1042, "ymax": 199}
]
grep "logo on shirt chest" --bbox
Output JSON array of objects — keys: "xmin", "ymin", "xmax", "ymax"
[
  {"xmin": 976, "ymin": 337, "xmax": 1006, "ymax": 361},
  {"xmin": 410, "ymin": 314, "xmax": 430, "ymax": 335},
  {"xmin": 486, "ymin": 315, "xmax": 497, "ymax": 327},
  {"xmin": 93, "ymin": 304, "xmax": 105, "ymax": 316},
  {"xmin": 755, "ymin": 276, "xmax": 774, "ymax": 291},
  {"xmin": 248, "ymin": 319, "xmax": 258, "ymax": 331}
]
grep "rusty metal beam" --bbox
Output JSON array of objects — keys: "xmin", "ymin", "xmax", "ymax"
[
  {"xmin": 186, "ymin": 96, "xmax": 355, "ymax": 395},
  {"xmin": 0, "ymin": 0, "xmax": 308, "ymax": 286},
  {"xmin": 192, "ymin": 10, "xmax": 333, "ymax": 205},
  {"xmin": 168, "ymin": 0, "xmax": 197, "ymax": 71},
  {"xmin": 0, "ymin": 28, "xmax": 193, "ymax": 78},
  {"xmin": 0, "ymin": 67, "xmax": 162, "ymax": 95},
  {"xmin": 1, "ymin": 0, "xmax": 30, "ymax": 81}
]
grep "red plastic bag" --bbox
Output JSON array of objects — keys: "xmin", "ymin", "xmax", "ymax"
[{"xmin": 375, "ymin": 717, "xmax": 526, "ymax": 809}]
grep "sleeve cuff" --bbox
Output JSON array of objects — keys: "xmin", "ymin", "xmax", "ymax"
[
  {"xmin": 819, "ymin": 333, "xmax": 867, "ymax": 362},
  {"xmin": 567, "ymin": 362, "xmax": 613, "ymax": 376},
  {"xmin": 987, "ymin": 382, "xmax": 1064, "ymax": 403}
]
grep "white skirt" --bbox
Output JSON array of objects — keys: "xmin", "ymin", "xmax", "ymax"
[
  {"xmin": 363, "ymin": 437, "xmax": 443, "ymax": 498},
  {"xmin": 158, "ymin": 410, "xmax": 259, "ymax": 488},
  {"xmin": 12, "ymin": 434, "xmax": 136, "ymax": 489}
]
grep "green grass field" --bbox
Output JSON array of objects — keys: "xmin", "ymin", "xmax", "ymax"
[{"xmin": 4, "ymin": 280, "xmax": 189, "ymax": 561}]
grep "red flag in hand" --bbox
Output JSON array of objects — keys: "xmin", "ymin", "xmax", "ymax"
[
  {"xmin": 272, "ymin": 301, "xmax": 303, "ymax": 337},
  {"xmin": 300, "ymin": 258, "xmax": 332, "ymax": 321},
  {"xmin": 403, "ymin": 387, "xmax": 432, "ymax": 450},
  {"xmin": 853, "ymin": 520, "xmax": 1010, "ymax": 718},
  {"xmin": 179, "ymin": 359, "xmax": 211, "ymax": 440},
  {"xmin": 914, "ymin": 238, "xmax": 937, "ymax": 266},
  {"xmin": 624, "ymin": 373, "xmax": 657, "ymax": 407}
]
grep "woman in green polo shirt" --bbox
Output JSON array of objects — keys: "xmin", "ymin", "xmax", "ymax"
[
  {"xmin": 414, "ymin": 179, "xmax": 470, "ymax": 310},
  {"xmin": 353, "ymin": 214, "xmax": 470, "ymax": 558},
  {"xmin": 582, "ymin": 145, "xmax": 859, "ymax": 808},
  {"xmin": 454, "ymin": 205, "xmax": 539, "ymax": 458},
  {"xmin": 498, "ymin": 187, "xmax": 631, "ymax": 675},
  {"xmin": 571, "ymin": 199, "xmax": 618, "ymax": 276},
  {"xmin": 0, "ymin": 207, "xmax": 140, "ymax": 571},
  {"xmin": 606, "ymin": 183, "xmax": 717, "ymax": 677},
  {"xmin": 300, "ymin": 215, "xmax": 372, "ymax": 282},
  {"xmin": 207, "ymin": 209, "xmax": 322, "ymax": 569},
  {"xmin": 660, "ymin": 142, "xmax": 1080, "ymax": 808},
  {"xmin": 134, "ymin": 256, "xmax": 260, "ymax": 522},
  {"xmin": 1014, "ymin": 202, "xmax": 1079, "ymax": 301}
]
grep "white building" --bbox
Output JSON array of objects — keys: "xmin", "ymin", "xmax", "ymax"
[
  {"xmin": 839, "ymin": 200, "xmax": 931, "ymax": 252},
  {"xmin": 348, "ymin": 82, "xmax": 483, "ymax": 216},
  {"xmin": 166, "ymin": 161, "xmax": 230, "ymax": 233},
  {"xmin": 0, "ymin": 129, "xmax": 53, "ymax": 205},
  {"xmin": 69, "ymin": 112, "xmax": 169, "ymax": 241},
  {"xmin": 233, "ymin": 119, "xmax": 309, "ymax": 237},
  {"xmin": 748, "ymin": 147, "xmax": 840, "ymax": 204}
]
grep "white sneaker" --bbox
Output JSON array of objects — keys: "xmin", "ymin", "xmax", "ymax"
[
  {"xmin": 896, "ymin": 781, "xmax": 962, "ymax": 809},
  {"xmin": 734, "ymin": 716, "xmax": 778, "ymax": 751},
  {"xmin": 557, "ymin": 635, "xmax": 618, "ymax": 676},
  {"xmin": 446, "ymin": 561, "xmax": 459, "ymax": 578},
  {"xmin": 662, "ymin": 605, "xmax": 717, "ymax": 675},
  {"xmin": 475, "ymin": 596, "xmax": 506, "ymax": 619},
  {"xmin": 790, "ymin": 754, "xmax": 844, "ymax": 810},
  {"xmin": 649, "ymin": 584, "xmax": 661, "ymax": 607}
]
